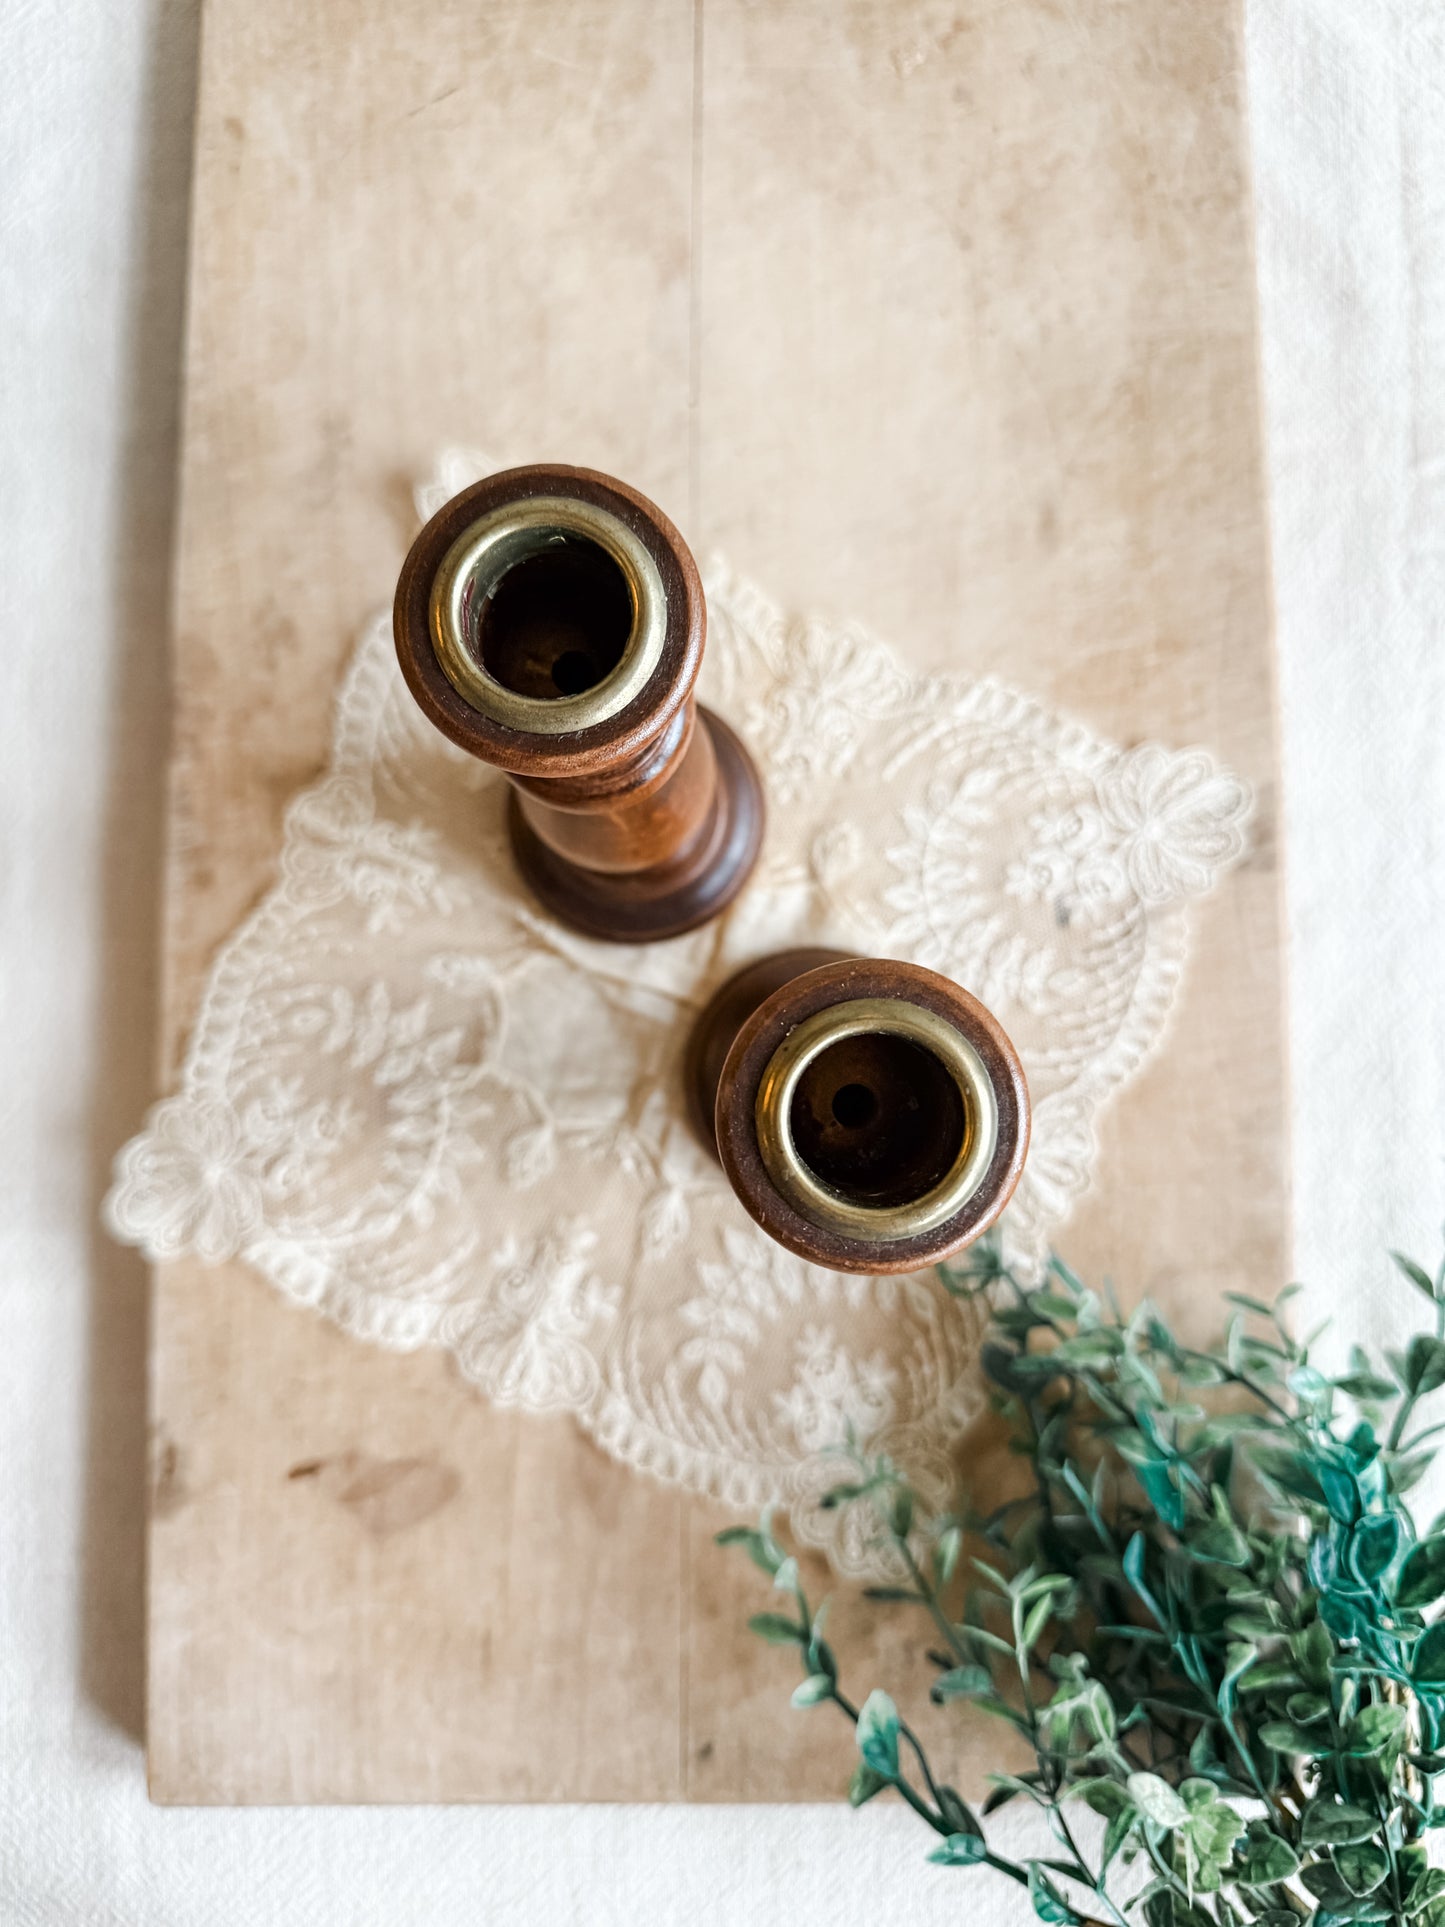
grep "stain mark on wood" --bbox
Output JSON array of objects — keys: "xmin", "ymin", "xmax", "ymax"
[
  {"xmin": 294, "ymin": 1452, "xmax": 463, "ymax": 1536},
  {"xmin": 150, "ymin": 1432, "xmax": 187, "ymax": 1518}
]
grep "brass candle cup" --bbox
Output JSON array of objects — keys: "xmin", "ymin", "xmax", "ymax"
[
  {"xmin": 394, "ymin": 463, "xmax": 764, "ymax": 942},
  {"xmin": 686, "ymin": 949, "xmax": 1030, "ymax": 1275}
]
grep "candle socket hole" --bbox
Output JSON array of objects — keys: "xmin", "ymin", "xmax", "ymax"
[
  {"xmin": 788, "ymin": 1033, "xmax": 967, "ymax": 1211},
  {"xmin": 550, "ymin": 648, "xmax": 602, "ymax": 695},
  {"xmin": 830, "ymin": 1082, "xmax": 879, "ymax": 1129},
  {"xmin": 472, "ymin": 536, "xmax": 633, "ymax": 702}
]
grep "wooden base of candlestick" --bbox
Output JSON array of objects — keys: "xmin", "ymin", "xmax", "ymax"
[{"xmin": 508, "ymin": 707, "xmax": 763, "ymax": 943}]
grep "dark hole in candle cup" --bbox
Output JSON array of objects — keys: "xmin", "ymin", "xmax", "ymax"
[
  {"xmin": 474, "ymin": 536, "xmax": 633, "ymax": 701},
  {"xmin": 830, "ymin": 1082, "xmax": 880, "ymax": 1129},
  {"xmin": 550, "ymin": 649, "xmax": 601, "ymax": 695},
  {"xmin": 789, "ymin": 1032, "xmax": 966, "ymax": 1211}
]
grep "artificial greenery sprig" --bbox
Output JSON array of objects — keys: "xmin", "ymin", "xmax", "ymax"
[{"xmin": 722, "ymin": 1237, "xmax": 1445, "ymax": 1926}]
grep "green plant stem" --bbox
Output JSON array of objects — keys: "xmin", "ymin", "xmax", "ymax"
[
  {"xmin": 896, "ymin": 1538, "xmax": 972, "ymax": 1667},
  {"xmin": 897, "ymin": 1718, "xmax": 948, "ymax": 1813},
  {"xmin": 823, "ymin": 1684, "xmax": 1041, "ymax": 1900},
  {"xmin": 1050, "ymin": 1803, "xmax": 1129, "ymax": 1927}
]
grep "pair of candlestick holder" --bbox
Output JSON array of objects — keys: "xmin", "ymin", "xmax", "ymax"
[{"xmin": 395, "ymin": 464, "xmax": 1029, "ymax": 1276}]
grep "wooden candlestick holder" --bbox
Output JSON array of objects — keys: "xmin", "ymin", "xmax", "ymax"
[
  {"xmin": 394, "ymin": 464, "xmax": 764, "ymax": 942},
  {"xmin": 686, "ymin": 949, "xmax": 1030, "ymax": 1274}
]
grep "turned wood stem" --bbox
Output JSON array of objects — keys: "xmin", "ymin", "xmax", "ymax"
[
  {"xmin": 394, "ymin": 463, "xmax": 763, "ymax": 942},
  {"xmin": 687, "ymin": 950, "xmax": 1030, "ymax": 1275}
]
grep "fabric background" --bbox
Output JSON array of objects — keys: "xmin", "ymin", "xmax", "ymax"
[{"xmin": 4, "ymin": 2, "xmax": 1444, "ymax": 1919}]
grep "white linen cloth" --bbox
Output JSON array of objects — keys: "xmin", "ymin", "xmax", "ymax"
[{"xmin": 4, "ymin": 2, "xmax": 1444, "ymax": 1919}]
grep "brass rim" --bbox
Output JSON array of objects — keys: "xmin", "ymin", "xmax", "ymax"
[
  {"xmin": 753, "ymin": 997, "xmax": 999, "ymax": 1244},
  {"xmin": 428, "ymin": 495, "xmax": 667, "ymax": 734}
]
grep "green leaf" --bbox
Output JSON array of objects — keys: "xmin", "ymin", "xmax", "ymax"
[
  {"xmin": 934, "ymin": 1525, "xmax": 962, "ymax": 1585},
  {"xmin": 771, "ymin": 1555, "xmax": 799, "ymax": 1594},
  {"xmin": 1399, "ymin": 1536, "xmax": 1445, "ymax": 1609},
  {"xmin": 1337, "ymin": 1369, "xmax": 1400, "ymax": 1402},
  {"xmin": 1302, "ymin": 1861, "xmax": 1359, "ymax": 1909},
  {"xmin": 790, "ymin": 1674, "xmax": 833, "ymax": 1707},
  {"xmin": 1122, "ymin": 1533, "xmax": 1168, "ymax": 1626},
  {"xmin": 1252, "ymin": 1444, "xmax": 1328, "ymax": 1508},
  {"xmin": 1225, "ymin": 1291, "xmax": 1276, "ymax": 1317},
  {"xmin": 1393, "ymin": 1250, "xmax": 1439, "ymax": 1302},
  {"xmin": 1350, "ymin": 1512, "xmax": 1401, "ymax": 1582},
  {"xmin": 1032, "ymin": 1292, "xmax": 1084, "ymax": 1321},
  {"xmin": 1021, "ymin": 1593, "xmax": 1053, "ymax": 1652},
  {"xmin": 1131, "ymin": 1457, "xmax": 1186, "ymax": 1532},
  {"xmin": 1404, "ymin": 1334, "xmax": 1445, "ymax": 1397},
  {"xmin": 1320, "ymin": 1591, "xmax": 1369, "ymax": 1640},
  {"xmin": 927, "ymin": 1833, "xmax": 989, "ymax": 1867},
  {"xmin": 1101, "ymin": 1806, "xmax": 1134, "ymax": 1870},
  {"xmin": 1190, "ymin": 1520, "xmax": 1250, "ymax": 1566},
  {"xmin": 1285, "ymin": 1690, "xmax": 1330, "ymax": 1726},
  {"xmin": 1234, "ymin": 1819, "xmax": 1301, "ymax": 1887},
  {"xmin": 1289, "ymin": 1363, "xmax": 1331, "ymax": 1405},
  {"xmin": 936, "ymin": 1785, "xmax": 983, "ymax": 1837},
  {"xmin": 1301, "ymin": 1801, "xmax": 1379, "ymax": 1848},
  {"xmin": 1126, "ymin": 1771, "xmax": 1189, "ymax": 1829},
  {"xmin": 1173, "ymin": 1781, "xmax": 1244, "ymax": 1886},
  {"xmin": 1320, "ymin": 1460, "xmax": 1362, "ymax": 1524},
  {"xmin": 1142, "ymin": 1891, "xmax": 1214, "ymax": 1927},
  {"xmin": 1408, "ymin": 1868, "xmax": 1445, "ymax": 1915},
  {"xmin": 931, "ymin": 1664, "xmax": 993, "ymax": 1704},
  {"xmin": 855, "ymin": 1688, "xmax": 900, "ymax": 1780},
  {"xmin": 1297, "ymin": 1614, "xmax": 1334, "ymax": 1686},
  {"xmin": 1334, "ymin": 1841, "xmax": 1390, "ymax": 1897},
  {"xmin": 1260, "ymin": 1720, "xmax": 1322, "ymax": 1756},
  {"xmin": 716, "ymin": 1526, "xmax": 781, "ymax": 1577},
  {"xmin": 819, "ymin": 1481, "xmax": 865, "ymax": 1510},
  {"xmin": 1239, "ymin": 1657, "xmax": 1304, "ymax": 1695},
  {"xmin": 1026, "ymin": 1862, "xmax": 1083, "ymax": 1925},
  {"xmin": 981, "ymin": 1781, "xmax": 1022, "ymax": 1817},
  {"xmin": 1074, "ymin": 1778, "xmax": 1131, "ymax": 1818},
  {"xmin": 1415, "ymin": 1622, "xmax": 1445, "ymax": 1690},
  {"xmin": 847, "ymin": 1761, "xmax": 887, "ymax": 1808},
  {"xmin": 747, "ymin": 1612, "xmax": 805, "ymax": 1646},
  {"xmin": 1346, "ymin": 1701, "xmax": 1408, "ymax": 1752},
  {"xmin": 806, "ymin": 1629, "xmax": 838, "ymax": 1683}
]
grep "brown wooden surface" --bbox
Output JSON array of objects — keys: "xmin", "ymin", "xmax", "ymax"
[{"xmin": 151, "ymin": 0, "xmax": 1286, "ymax": 1801}]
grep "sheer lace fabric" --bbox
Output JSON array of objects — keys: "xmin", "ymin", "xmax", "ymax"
[{"xmin": 106, "ymin": 456, "xmax": 1251, "ymax": 1574}]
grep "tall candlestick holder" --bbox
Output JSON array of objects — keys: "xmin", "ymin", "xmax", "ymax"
[{"xmin": 395, "ymin": 463, "xmax": 764, "ymax": 942}]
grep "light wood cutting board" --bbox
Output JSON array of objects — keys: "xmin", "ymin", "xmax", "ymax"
[{"xmin": 150, "ymin": 0, "xmax": 1286, "ymax": 1801}]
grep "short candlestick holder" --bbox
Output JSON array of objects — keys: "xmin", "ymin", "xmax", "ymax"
[
  {"xmin": 686, "ymin": 949, "xmax": 1030, "ymax": 1275},
  {"xmin": 394, "ymin": 463, "xmax": 764, "ymax": 942}
]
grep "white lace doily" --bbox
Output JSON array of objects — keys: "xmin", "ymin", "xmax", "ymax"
[{"xmin": 105, "ymin": 453, "xmax": 1251, "ymax": 1574}]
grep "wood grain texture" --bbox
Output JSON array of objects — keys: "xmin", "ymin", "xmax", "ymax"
[{"xmin": 150, "ymin": 0, "xmax": 1285, "ymax": 1801}]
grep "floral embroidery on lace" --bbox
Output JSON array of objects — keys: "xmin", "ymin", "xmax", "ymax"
[{"xmin": 105, "ymin": 452, "xmax": 1251, "ymax": 1575}]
